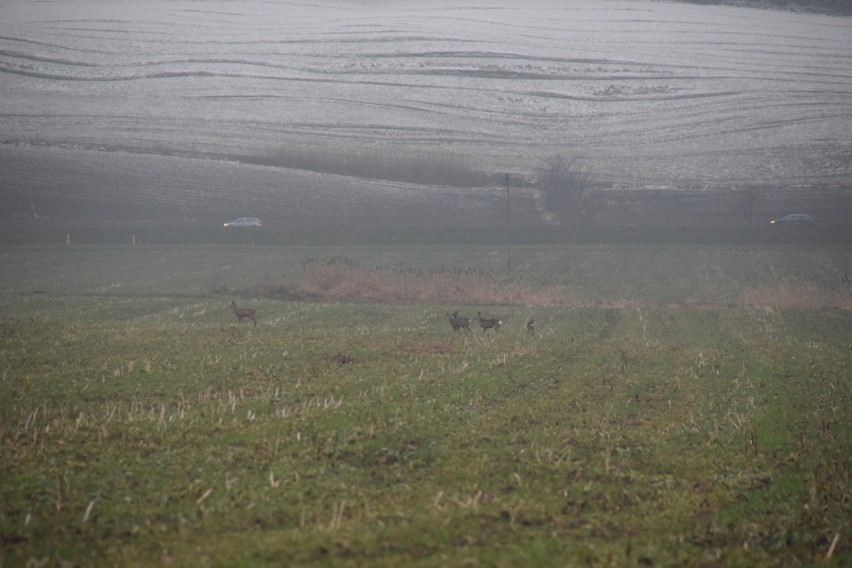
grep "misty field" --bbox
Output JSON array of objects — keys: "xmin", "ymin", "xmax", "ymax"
[
  {"xmin": 3, "ymin": 0, "xmax": 851, "ymax": 233},
  {"xmin": 3, "ymin": 0, "xmax": 850, "ymax": 562},
  {"xmin": 1, "ymin": 244, "xmax": 850, "ymax": 566}
]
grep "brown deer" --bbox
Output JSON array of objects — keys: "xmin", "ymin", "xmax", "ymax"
[
  {"xmin": 527, "ymin": 317, "xmax": 535, "ymax": 333},
  {"xmin": 476, "ymin": 312, "xmax": 502, "ymax": 333},
  {"xmin": 230, "ymin": 300, "xmax": 257, "ymax": 326},
  {"xmin": 447, "ymin": 311, "xmax": 471, "ymax": 333}
]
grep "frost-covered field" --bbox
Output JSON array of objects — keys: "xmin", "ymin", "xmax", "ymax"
[{"xmin": 1, "ymin": 0, "xmax": 851, "ymax": 226}]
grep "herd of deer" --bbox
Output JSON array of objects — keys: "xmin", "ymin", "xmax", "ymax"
[
  {"xmin": 446, "ymin": 311, "xmax": 535, "ymax": 334},
  {"xmin": 231, "ymin": 301, "xmax": 535, "ymax": 334}
]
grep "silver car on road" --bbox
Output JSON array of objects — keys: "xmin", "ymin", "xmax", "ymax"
[
  {"xmin": 223, "ymin": 217, "xmax": 263, "ymax": 228},
  {"xmin": 770, "ymin": 214, "xmax": 813, "ymax": 225}
]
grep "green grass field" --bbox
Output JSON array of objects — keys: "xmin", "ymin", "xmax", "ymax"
[{"xmin": 1, "ymin": 245, "xmax": 850, "ymax": 566}]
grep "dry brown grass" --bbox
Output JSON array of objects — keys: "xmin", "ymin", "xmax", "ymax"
[
  {"xmin": 257, "ymin": 256, "xmax": 581, "ymax": 307},
  {"xmin": 252, "ymin": 257, "xmax": 852, "ymax": 311},
  {"xmin": 740, "ymin": 286, "xmax": 852, "ymax": 310}
]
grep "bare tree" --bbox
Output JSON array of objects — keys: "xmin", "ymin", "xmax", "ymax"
[
  {"xmin": 739, "ymin": 186, "xmax": 761, "ymax": 227},
  {"xmin": 539, "ymin": 155, "xmax": 590, "ymax": 222}
]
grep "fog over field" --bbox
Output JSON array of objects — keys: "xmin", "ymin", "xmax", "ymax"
[
  {"xmin": 1, "ymin": 0, "xmax": 851, "ymax": 233},
  {"xmin": 3, "ymin": 4, "xmax": 852, "ymax": 565}
]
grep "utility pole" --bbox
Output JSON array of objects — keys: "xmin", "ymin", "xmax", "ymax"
[{"xmin": 505, "ymin": 173, "xmax": 511, "ymax": 275}]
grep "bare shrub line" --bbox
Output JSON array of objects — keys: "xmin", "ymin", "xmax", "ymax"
[
  {"xmin": 246, "ymin": 257, "xmax": 852, "ymax": 310},
  {"xmin": 252, "ymin": 256, "xmax": 582, "ymax": 307},
  {"xmin": 739, "ymin": 286, "xmax": 852, "ymax": 311}
]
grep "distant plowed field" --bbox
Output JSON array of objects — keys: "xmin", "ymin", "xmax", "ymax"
[{"xmin": 1, "ymin": 0, "xmax": 851, "ymax": 233}]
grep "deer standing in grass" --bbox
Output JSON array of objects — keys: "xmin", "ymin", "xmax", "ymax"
[
  {"xmin": 230, "ymin": 300, "xmax": 257, "ymax": 327},
  {"xmin": 447, "ymin": 311, "xmax": 471, "ymax": 333},
  {"xmin": 476, "ymin": 312, "xmax": 502, "ymax": 333}
]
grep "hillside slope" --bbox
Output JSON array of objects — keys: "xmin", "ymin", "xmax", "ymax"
[{"xmin": 1, "ymin": 0, "xmax": 850, "ymax": 231}]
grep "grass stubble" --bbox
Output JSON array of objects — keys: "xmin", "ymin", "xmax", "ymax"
[{"xmin": 0, "ymin": 255, "xmax": 850, "ymax": 566}]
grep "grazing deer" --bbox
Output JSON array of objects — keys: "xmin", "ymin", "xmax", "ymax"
[
  {"xmin": 447, "ymin": 311, "xmax": 471, "ymax": 333},
  {"xmin": 476, "ymin": 311, "xmax": 502, "ymax": 333},
  {"xmin": 527, "ymin": 317, "xmax": 535, "ymax": 333},
  {"xmin": 230, "ymin": 300, "xmax": 256, "ymax": 327}
]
